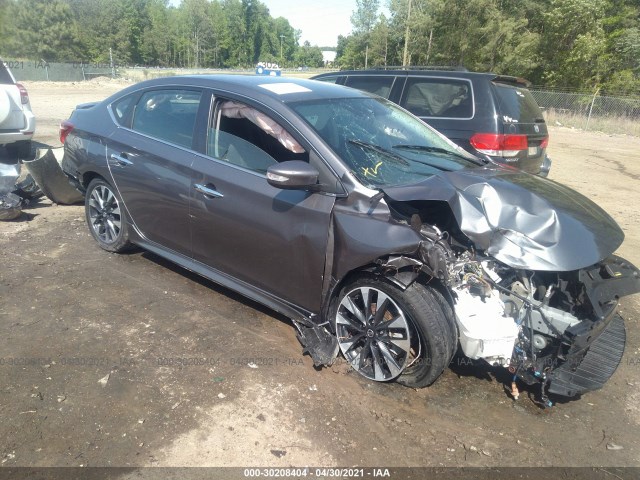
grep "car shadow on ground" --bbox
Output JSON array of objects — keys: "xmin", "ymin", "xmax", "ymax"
[
  {"xmin": 0, "ymin": 140, "xmax": 47, "ymax": 164},
  {"xmin": 139, "ymin": 249, "xmax": 295, "ymax": 328}
]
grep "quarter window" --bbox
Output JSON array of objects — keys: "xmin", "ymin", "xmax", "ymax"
[{"xmin": 132, "ymin": 89, "xmax": 202, "ymax": 148}]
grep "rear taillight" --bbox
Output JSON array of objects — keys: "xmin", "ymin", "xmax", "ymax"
[
  {"xmin": 470, "ymin": 133, "xmax": 528, "ymax": 158},
  {"xmin": 16, "ymin": 83, "xmax": 29, "ymax": 104},
  {"xmin": 540, "ymin": 136, "xmax": 549, "ymax": 149},
  {"xmin": 59, "ymin": 120, "xmax": 74, "ymax": 144}
]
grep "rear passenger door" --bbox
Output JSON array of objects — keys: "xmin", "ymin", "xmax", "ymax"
[{"xmin": 106, "ymin": 87, "xmax": 203, "ymax": 255}]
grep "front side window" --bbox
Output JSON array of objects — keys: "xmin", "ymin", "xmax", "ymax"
[
  {"xmin": 401, "ymin": 78, "xmax": 473, "ymax": 119},
  {"xmin": 131, "ymin": 89, "xmax": 201, "ymax": 148},
  {"xmin": 207, "ymin": 99, "xmax": 307, "ymax": 174},
  {"xmin": 290, "ymin": 97, "xmax": 480, "ymax": 188}
]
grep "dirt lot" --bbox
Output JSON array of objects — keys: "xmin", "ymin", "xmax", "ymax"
[{"xmin": 1, "ymin": 80, "xmax": 640, "ymax": 472}]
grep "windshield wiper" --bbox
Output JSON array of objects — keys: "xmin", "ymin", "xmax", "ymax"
[
  {"xmin": 348, "ymin": 140, "xmax": 409, "ymax": 166},
  {"xmin": 392, "ymin": 144, "xmax": 485, "ymax": 166}
]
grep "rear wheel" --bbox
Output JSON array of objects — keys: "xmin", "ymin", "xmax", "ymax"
[
  {"xmin": 334, "ymin": 277, "xmax": 455, "ymax": 388},
  {"xmin": 85, "ymin": 178, "xmax": 131, "ymax": 253}
]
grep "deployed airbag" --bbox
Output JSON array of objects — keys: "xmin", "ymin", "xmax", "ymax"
[{"xmin": 220, "ymin": 101, "xmax": 305, "ymax": 154}]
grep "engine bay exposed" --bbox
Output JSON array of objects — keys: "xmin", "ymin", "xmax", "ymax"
[{"xmin": 380, "ymin": 198, "xmax": 640, "ymax": 403}]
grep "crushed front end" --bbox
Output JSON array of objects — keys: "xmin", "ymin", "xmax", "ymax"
[
  {"xmin": 405, "ymin": 219, "xmax": 640, "ymax": 401},
  {"xmin": 446, "ymin": 253, "xmax": 639, "ymax": 401},
  {"xmin": 380, "ymin": 167, "xmax": 640, "ymax": 401}
]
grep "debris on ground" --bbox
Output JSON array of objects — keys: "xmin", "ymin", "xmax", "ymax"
[
  {"xmin": 270, "ymin": 449, "xmax": 286, "ymax": 458},
  {"xmin": 0, "ymin": 163, "xmax": 20, "ymax": 194},
  {"xmin": 13, "ymin": 174, "xmax": 43, "ymax": 200},
  {"xmin": 97, "ymin": 373, "xmax": 110, "ymax": 388},
  {"xmin": 0, "ymin": 192, "xmax": 23, "ymax": 220},
  {"xmin": 606, "ymin": 443, "xmax": 624, "ymax": 451}
]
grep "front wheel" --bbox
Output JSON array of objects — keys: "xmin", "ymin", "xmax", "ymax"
[
  {"xmin": 333, "ymin": 277, "xmax": 456, "ymax": 388},
  {"xmin": 85, "ymin": 178, "xmax": 132, "ymax": 253}
]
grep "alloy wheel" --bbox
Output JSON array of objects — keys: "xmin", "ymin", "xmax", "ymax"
[
  {"xmin": 336, "ymin": 286, "xmax": 415, "ymax": 381},
  {"xmin": 88, "ymin": 185, "xmax": 122, "ymax": 244}
]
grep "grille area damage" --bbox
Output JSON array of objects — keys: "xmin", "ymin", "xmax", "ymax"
[{"xmin": 369, "ymin": 167, "xmax": 640, "ymax": 401}]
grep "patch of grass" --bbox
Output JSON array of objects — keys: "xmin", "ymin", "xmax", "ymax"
[{"xmin": 544, "ymin": 108, "xmax": 640, "ymax": 137}]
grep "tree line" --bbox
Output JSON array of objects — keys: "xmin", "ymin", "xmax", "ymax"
[
  {"xmin": 0, "ymin": 0, "xmax": 325, "ymax": 68},
  {"xmin": 1, "ymin": 0, "xmax": 638, "ymax": 94},
  {"xmin": 341, "ymin": 0, "xmax": 640, "ymax": 95}
]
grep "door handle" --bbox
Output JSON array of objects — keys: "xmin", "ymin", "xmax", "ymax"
[
  {"xmin": 194, "ymin": 183, "xmax": 224, "ymax": 198},
  {"xmin": 109, "ymin": 153, "xmax": 133, "ymax": 167}
]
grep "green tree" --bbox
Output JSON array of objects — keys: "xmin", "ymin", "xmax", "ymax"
[
  {"xmin": 3, "ymin": 0, "xmax": 81, "ymax": 61},
  {"xmin": 540, "ymin": 0, "xmax": 608, "ymax": 87},
  {"xmin": 351, "ymin": 0, "xmax": 380, "ymax": 35},
  {"xmin": 294, "ymin": 41, "xmax": 323, "ymax": 67},
  {"xmin": 336, "ymin": 0, "xmax": 381, "ymax": 68}
]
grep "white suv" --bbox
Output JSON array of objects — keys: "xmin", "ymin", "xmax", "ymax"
[{"xmin": 0, "ymin": 60, "xmax": 35, "ymax": 158}]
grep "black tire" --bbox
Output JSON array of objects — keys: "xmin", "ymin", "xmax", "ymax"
[
  {"xmin": 85, "ymin": 178, "xmax": 131, "ymax": 253},
  {"xmin": 6, "ymin": 140, "xmax": 32, "ymax": 159},
  {"xmin": 333, "ymin": 276, "xmax": 456, "ymax": 388},
  {"xmin": 416, "ymin": 283, "xmax": 459, "ymax": 365}
]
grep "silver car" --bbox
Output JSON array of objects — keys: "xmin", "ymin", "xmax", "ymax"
[{"xmin": 0, "ymin": 60, "xmax": 35, "ymax": 158}]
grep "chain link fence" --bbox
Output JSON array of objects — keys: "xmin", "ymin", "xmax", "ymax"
[
  {"xmin": 530, "ymin": 88, "xmax": 640, "ymax": 137},
  {"xmin": 3, "ymin": 59, "xmax": 116, "ymax": 82}
]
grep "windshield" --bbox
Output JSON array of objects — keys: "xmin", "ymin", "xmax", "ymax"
[{"xmin": 289, "ymin": 97, "xmax": 479, "ymax": 188}]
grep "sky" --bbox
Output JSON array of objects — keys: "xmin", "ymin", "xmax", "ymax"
[
  {"xmin": 169, "ymin": 0, "xmax": 363, "ymax": 47},
  {"xmin": 260, "ymin": 0, "xmax": 356, "ymax": 47}
]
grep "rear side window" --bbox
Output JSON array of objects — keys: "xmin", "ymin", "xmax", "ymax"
[
  {"xmin": 493, "ymin": 83, "xmax": 544, "ymax": 123},
  {"xmin": 132, "ymin": 89, "xmax": 201, "ymax": 148},
  {"xmin": 345, "ymin": 76, "xmax": 395, "ymax": 98},
  {"xmin": 400, "ymin": 77, "xmax": 473, "ymax": 119},
  {"xmin": 0, "ymin": 63, "xmax": 14, "ymax": 84}
]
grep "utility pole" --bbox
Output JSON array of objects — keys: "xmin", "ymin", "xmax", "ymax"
[
  {"xmin": 280, "ymin": 35, "xmax": 285, "ymax": 65},
  {"xmin": 426, "ymin": 29, "xmax": 433, "ymax": 65},
  {"xmin": 109, "ymin": 48, "xmax": 115, "ymax": 78},
  {"xmin": 402, "ymin": 0, "xmax": 412, "ymax": 67}
]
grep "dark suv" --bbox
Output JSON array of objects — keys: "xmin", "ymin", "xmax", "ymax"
[{"xmin": 312, "ymin": 69, "xmax": 551, "ymax": 176}]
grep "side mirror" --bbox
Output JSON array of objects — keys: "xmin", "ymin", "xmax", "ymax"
[{"xmin": 266, "ymin": 161, "xmax": 320, "ymax": 190}]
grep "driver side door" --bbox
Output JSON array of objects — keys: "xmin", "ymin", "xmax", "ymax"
[{"xmin": 189, "ymin": 94, "xmax": 337, "ymax": 312}]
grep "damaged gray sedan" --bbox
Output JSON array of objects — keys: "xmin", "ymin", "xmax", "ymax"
[{"xmin": 61, "ymin": 75, "xmax": 640, "ymax": 403}]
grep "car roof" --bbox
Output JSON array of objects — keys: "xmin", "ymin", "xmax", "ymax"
[
  {"xmin": 312, "ymin": 70, "xmax": 532, "ymax": 87},
  {"xmin": 108, "ymin": 74, "xmax": 368, "ymax": 105}
]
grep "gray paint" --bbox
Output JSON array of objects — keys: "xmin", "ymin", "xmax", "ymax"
[{"xmin": 383, "ymin": 167, "xmax": 623, "ymax": 272}]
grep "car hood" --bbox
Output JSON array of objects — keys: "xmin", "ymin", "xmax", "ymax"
[{"xmin": 382, "ymin": 167, "xmax": 624, "ymax": 271}]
